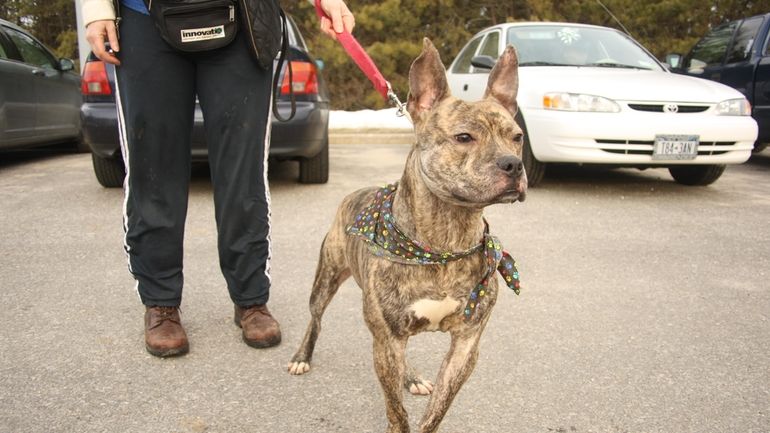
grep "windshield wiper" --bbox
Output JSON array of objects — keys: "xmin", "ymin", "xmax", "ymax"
[
  {"xmin": 586, "ymin": 62, "xmax": 651, "ymax": 70},
  {"xmin": 519, "ymin": 61, "xmax": 571, "ymax": 67}
]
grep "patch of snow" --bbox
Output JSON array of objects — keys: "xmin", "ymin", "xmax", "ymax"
[{"xmin": 329, "ymin": 108, "xmax": 413, "ymax": 131}]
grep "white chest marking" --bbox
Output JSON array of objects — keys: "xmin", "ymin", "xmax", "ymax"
[{"xmin": 410, "ymin": 296, "xmax": 461, "ymax": 330}]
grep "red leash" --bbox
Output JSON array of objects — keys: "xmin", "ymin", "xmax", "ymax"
[{"xmin": 313, "ymin": 0, "xmax": 410, "ymax": 121}]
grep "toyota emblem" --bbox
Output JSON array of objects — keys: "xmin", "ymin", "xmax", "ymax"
[{"xmin": 663, "ymin": 104, "xmax": 679, "ymax": 113}]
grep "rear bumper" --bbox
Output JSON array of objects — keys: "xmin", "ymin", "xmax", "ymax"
[{"xmin": 81, "ymin": 100, "xmax": 329, "ymax": 160}]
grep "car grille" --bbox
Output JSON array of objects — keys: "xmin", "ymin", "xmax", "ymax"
[
  {"xmin": 596, "ymin": 139, "xmax": 736, "ymax": 156},
  {"xmin": 627, "ymin": 104, "xmax": 710, "ymax": 113}
]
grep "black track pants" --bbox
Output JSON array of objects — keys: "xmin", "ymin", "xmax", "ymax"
[{"xmin": 115, "ymin": 7, "xmax": 274, "ymax": 307}]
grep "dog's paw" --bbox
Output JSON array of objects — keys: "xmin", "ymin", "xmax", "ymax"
[
  {"xmin": 287, "ymin": 361, "xmax": 311, "ymax": 375},
  {"xmin": 406, "ymin": 377, "xmax": 434, "ymax": 396}
]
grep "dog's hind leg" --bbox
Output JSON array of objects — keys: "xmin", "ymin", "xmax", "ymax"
[
  {"xmin": 404, "ymin": 363, "xmax": 434, "ymax": 396},
  {"xmin": 417, "ymin": 329, "xmax": 484, "ymax": 433},
  {"xmin": 287, "ymin": 234, "xmax": 350, "ymax": 375}
]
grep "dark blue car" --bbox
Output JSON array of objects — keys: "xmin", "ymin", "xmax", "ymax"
[
  {"xmin": 668, "ymin": 13, "xmax": 770, "ymax": 152},
  {"xmin": 81, "ymin": 16, "xmax": 330, "ymax": 186}
]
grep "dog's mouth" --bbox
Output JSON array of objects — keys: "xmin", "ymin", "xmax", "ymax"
[
  {"xmin": 449, "ymin": 186, "xmax": 526, "ymax": 206},
  {"xmin": 497, "ymin": 188, "xmax": 526, "ymax": 203}
]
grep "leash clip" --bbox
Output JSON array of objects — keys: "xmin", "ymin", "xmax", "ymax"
[{"xmin": 386, "ymin": 82, "xmax": 412, "ymax": 124}]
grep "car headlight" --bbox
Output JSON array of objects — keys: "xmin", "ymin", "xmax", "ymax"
[
  {"xmin": 716, "ymin": 98, "xmax": 751, "ymax": 116},
  {"xmin": 543, "ymin": 92, "xmax": 620, "ymax": 113}
]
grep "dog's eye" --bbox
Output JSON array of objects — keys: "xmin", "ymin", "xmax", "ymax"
[
  {"xmin": 454, "ymin": 133, "xmax": 474, "ymax": 144},
  {"xmin": 513, "ymin": 133, "xmax": 524, "ymax": 143}
]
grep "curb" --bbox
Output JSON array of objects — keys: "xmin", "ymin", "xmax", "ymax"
[{"xmin": 329, "ymin": 129, "xmax": 413, "ymax": 145}]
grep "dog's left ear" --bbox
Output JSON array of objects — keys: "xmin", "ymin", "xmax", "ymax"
[
  {"xmin": 484, "ymin": 45, "xmax": 519, "ymax": 115},
  {"xmin": 407, "ymin": 38, "xmax": 450, "ymax": 123}
]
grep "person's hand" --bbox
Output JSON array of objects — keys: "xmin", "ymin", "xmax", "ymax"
[
  {"xmin": 86, "ymin": 20, "xmax": 121, "ymax": 65},
  {"xmin": 318, "ymin": 0, "xmax": 355, "ymax": 39}
]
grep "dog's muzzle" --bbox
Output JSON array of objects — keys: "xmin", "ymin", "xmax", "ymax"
[{"xmin": 496, "ymin": 155, "xmax": 527, "ymax": 202}]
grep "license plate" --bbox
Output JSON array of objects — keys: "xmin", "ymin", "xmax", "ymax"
[{"xmin": 653, "ymin": 134, "xmax": 699, "ymax": 160}]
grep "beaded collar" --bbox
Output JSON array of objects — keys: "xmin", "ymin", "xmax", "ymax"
[{"xmin": 346, "ymin": 183, "xmax": 521, "ymax": 319}]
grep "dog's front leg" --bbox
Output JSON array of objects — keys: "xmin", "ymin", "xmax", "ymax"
[
  {"xmin": 417, "ymin": 330, "xmax": 483, "ymax": 433},
  {"xmin": 372, "ymin": 334, "xmax": 411, "ymax": 433}
]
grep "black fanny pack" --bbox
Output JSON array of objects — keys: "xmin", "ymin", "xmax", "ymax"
[
  {"xmin": 137, "ymin": 0, "xmax": 295, "ymax": 120},
  {"xmin": 143, "ymin": 0, "xmax": 238, "ymax": 52}
]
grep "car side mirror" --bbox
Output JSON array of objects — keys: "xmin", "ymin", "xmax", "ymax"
[
  {"xmin": 664, "ymin": 53, "xmax": 682, "ymax": 70},
  {"xmin": 315, "ymin": 59, "xmax": 324, "ymax": 71},
  {"xmin": 471, "ymin": 55, "xmax": 496, "ymax": 70},
  {"xmin": 59, "ymin": 58, "xmax": 76, "ymax": 72}
]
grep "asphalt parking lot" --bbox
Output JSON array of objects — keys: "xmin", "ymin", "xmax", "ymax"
[{"xmin": 1, "ymin": 140, "xmax": 769, "ymax": 433}]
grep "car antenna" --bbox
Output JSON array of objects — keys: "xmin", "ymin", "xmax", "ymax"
[{"xmin": 595, "ymin": 0, "xmax": 632, "ymax": 36}]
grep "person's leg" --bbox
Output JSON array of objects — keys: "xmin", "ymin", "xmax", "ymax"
[
  {"xmin": 115, "ymin": 7, "xmax": 196, "ymax": 356},
  {"xmin": 194, "ymin": 32, "xmax": 280, "ymax": 347},
  {"xmin": 116, "ymin": 7, "xmax": 196, "ymax": 306}
]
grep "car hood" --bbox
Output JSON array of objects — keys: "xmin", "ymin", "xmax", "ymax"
[{"xmin": 517, "ymin": 67, "xmax": 745, "ymax": 107}]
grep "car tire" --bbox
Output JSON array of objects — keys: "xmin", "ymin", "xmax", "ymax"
[
  {"xmin": 515, "ymin": 112, "xmax": 545, "ymax": 187},
  {"xmin": 752, "ymin": 141, "xmax": 767, "ymax": 153},
  {"xmin": 299, "ymin": 139, "xmax": 329, "ymax": 184},
  {"xmin": 668, "ymin": 164, "xmax": 725, "ymax": 186},
  {"xmin": 92, "ymin": 153, "xmax": 126, "ymax": 188}
]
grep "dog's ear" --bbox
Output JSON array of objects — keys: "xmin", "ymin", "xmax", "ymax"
[
  {"xmin": 484, "ymin": 45, "xmax": 519, "ymax": 115},
  {"xmin": 407, "ymin": 38, "xmax": 450, "ymax": 122}
]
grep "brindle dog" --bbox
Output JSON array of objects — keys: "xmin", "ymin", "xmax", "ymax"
[{"xmin": 287, "ymin": 38, "xmax": 527, "ymax": 433}]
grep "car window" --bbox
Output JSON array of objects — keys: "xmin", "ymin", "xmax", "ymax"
[
  {"xmin": 3, "ymin": 25, "xmax": 56, "ymax": 69},
  {"xmin": 765, "ymin": 26, "xmax": 770, "ymax": 56},
  {"xmin": 684, "ymin": 21, "xmax": 738, "ymax": 71},
  {"xmin": 451, "ymin": 35, "xmax": 483, "ymax": 74},
  {"xmin": 479, "ymin": 31, "xmax": 500, "ymax": 59},
  {"xmin": 726, "ymin": 16, "xmax": 764, "ymax": 63},
  {"xmin": 0, "ymin": 40, "xmax": 7, "ymax": 59},
  {"xmin": 285, "ymin": 16, "xmax": 302, "ymax": 49}
]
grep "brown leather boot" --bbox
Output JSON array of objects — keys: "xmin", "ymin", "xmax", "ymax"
[
  {"xmin": 234, "ymin": 304, "xmax": 281, "ymax": 348},
  {"xmin": 144, "ymin": 306, "xmax": 189, "ymax": 357}
]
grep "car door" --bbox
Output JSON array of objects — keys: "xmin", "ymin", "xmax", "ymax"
[
  {"xmin": 2, "ymin": 24, "xmax": 81, "ymax": 145},
  {"xmin": 447, "ymin": 30, "xmax": 501, "ymax": 102},
  {"xmin": 0, "ymin": 27, "xmax": 37, "ymax": 148},
  {"xmin": 753, "ymin": 28, "xmax": 770, "ymax": 143}
]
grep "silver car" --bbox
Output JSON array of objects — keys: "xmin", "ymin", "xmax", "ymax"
[{"xmin": 0, "ymin": 19, "xmax": 82, "ymax": 151}]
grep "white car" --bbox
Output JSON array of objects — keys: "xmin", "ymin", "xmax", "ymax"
[{"xmin": 446, "ymin": 22, "xmax": 759, "ymax": 186}]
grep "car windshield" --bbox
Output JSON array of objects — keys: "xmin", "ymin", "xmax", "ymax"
[{"xmin": 507, "ymin": 25, "xmax": 662, "ymax": 71}]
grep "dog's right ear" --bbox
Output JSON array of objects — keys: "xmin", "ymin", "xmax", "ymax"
[
  {"xmin": 483, "ymin": 45, "xmax": 519, "ymax": 116},
  {"xmin": 407, "ymin": 38, "xmax": 450, "ymax": 124}
]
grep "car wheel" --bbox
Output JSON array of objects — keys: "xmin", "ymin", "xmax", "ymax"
[
  {"xmin": 515, "ymin": 112, "xmax": 545, "ymax": 187},
  {"xmin": 92, "ymin": 153, "xmax": 126, "ymax": 188},
  {"xmin": 299, "ymin": 139, "xmax": 329, "ymax": 184},
  {"xmin": 668, "ymin": 164, "xmax": 725, "ymax": 186}
]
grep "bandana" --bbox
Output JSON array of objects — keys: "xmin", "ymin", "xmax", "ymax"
[{"xmin": 347, "ymin": 183, "xmax": 521, "ymax": 320}]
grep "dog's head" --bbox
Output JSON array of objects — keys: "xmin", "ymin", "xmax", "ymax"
[{"xmin": 406, "ymin": 38, "xmax": 527, "ymax": 207}]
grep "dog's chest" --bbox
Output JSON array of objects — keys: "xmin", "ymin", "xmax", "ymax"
[{"xmin": 408, "ymin": 296, "xmax": 461, "ymax": 331}]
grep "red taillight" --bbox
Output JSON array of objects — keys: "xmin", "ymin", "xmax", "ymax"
[
  {"xmin": 81, "ymin": 60, "xmax": 112, "ymax": 96},
  {"xmin": 280, "ymin": 61, "xmax": 318, "ymax": 95}
]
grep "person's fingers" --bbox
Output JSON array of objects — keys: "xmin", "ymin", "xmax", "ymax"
[
  {"xmin": 339, "ymin": 3, "xmax": 355, "ymax": 33},
  {"xmin": 341, "ymin": 12, "xmax": 355, "ymax": 34},
  {"xmin": 328, "ymin": 4, "xmax": 344, "ymax": 33},
  {"xmin": 86, "ymin": 20, "xmax": 120, "ymax": 65},
  {"xmin": 105, "ymin": 21, "xmax": 120, "ymax": 53},
  {"xmin": 319, "ymin": 0, "xmax": 354, "ymax": 38},
  {"xmin": 319, "ymin": 16, "xmax": 337, "ymax": 39}
]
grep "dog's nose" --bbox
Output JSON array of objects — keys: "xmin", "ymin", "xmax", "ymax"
[{"xmin": 497, "ymin": 155, "xmax": 524, "ymax": 177}]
